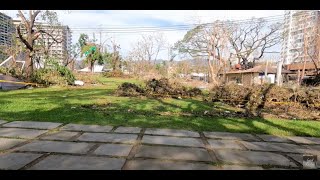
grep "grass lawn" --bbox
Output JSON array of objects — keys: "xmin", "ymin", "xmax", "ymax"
[{"xmin": 1, "ymin": 77, "xmax": 320, "ymax": 137}]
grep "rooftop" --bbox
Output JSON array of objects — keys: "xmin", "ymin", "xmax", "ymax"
[{"xmin": 226, "ymin": 65, "xmax": 292, "ymax": 74}]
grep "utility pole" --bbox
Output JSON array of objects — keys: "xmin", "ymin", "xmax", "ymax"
[
  {"xmin": 99, "ymin": 31, "xmax": 102, "ymax": 51},
  {"xmin": 300, "ymin": 14, "xmax": 308, "ymax": 85},
  {"xmin": 264, "ymin": 59, "xmax": 269, "ymax": 83}
]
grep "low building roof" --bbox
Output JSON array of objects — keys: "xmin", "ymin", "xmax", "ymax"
[
  {"xmin": 285, "ymin": 62, "xmax": 320, "ymax": 71},
  {"xmin": 225, "ymin": 65, "xmax": 292, "ymax": 74}
]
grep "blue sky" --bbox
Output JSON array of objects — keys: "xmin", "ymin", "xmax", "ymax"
[{"xmin": 1, "ymin": 10, "xmax": 285, "ymax": 60}]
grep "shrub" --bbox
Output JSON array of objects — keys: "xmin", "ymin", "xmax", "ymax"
[
  {"xmin": 0, "ymin": 67, "xmax": 8, "ymax": 74},
  {"xmin": 0, "ymin": 66, "xmax": 24, "ymax": 79},
  {"xmin": 31, "ymin": 69, "xmax": 67, "ymax": 86},
  {"xmin": 55, "ymin": 65, "xmax": 75, "ymax": 85}
]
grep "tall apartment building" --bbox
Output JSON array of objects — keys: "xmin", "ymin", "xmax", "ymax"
[
  {"xmin": 12, "ymin": 19, "xmax": 72, "ymax": 66},
  {"xmin": 281, "ymin": 10, "xmax": 320, "ymax": 65},
  {"xmin": 0, "ymin": 12, "xmax": 15, "ymax": 60}
]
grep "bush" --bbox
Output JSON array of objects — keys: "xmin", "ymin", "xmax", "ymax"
[
  {"xmin": 0, "ymin": 67, "xmax": 8, "ymax": 74},
  {"xmin": 45, "ymin": 59, "xmax": 75, "ymax": 85},
  {"xmin": 31, "ymin": 69, "xmax": 68, "ymax": 86},
  {"xmin": 55, "ymin": 65, "xmax": 75, "ymax": 85},
  {"xmin": 0, "ymin": 66, "xmax": 24, "ymax": 79}
]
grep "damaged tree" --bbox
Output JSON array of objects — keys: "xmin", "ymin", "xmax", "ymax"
[
  {"xmin": 109, "ymin": 40, "xmax": 122, "ymax": 72},
  {"xmin": 228, "ymin": 18, "xmax": 282, "ymax": 69},
  {"xmin": 79, "ymin": 33, "xmax": 103, "ymax": 73},
  {"xmin": 174, "ymin": 21, "xmax": 230, "ymax": 85},
  {"xmin": 16, "ymin": 10, "xmax": 62, "ymax": 79}
]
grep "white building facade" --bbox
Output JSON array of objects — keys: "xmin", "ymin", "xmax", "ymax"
[
  {"xmin": 281, "ymin": 10, "xmax": 320, "ymax": 65},
  {"xmin": 12, "ymin": 20, "xmax": 72, "ymax": 66},
  {"xmin": 0, "ymin": 12, "xmax": 15, "ymax": 60}
]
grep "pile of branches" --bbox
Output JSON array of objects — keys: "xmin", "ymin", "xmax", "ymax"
[
  {"xmin": 209, "ymin": 82, "xmax": 320, "ymax": 120},
  {"xmin": 210, "ymin": 83, "xmax": 251, "ymax": 106},
  {"xmin": 116, "ymin": 78, "xmax": 202, "ymax": 98},
  {"xmin": 116, "ymin": 82, "xmax": 145, "ymax": 97}
]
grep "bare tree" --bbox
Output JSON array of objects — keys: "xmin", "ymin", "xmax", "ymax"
[
  {"xmin": 175, "ymin": 21, "xmax": 230, "ymax": 85},
  {"xmin": 127, "ymin": 32, "xmax": 167, "ymax": 76},
  {"xmin": 16, "ymin": 10, "xmax": 62, "ymax": 78},
  {"xmin": 64, "ymin": 43, "xmax": 80, "ymax": 70},
  {"xmin": 130, "ymin": 32, "xmax": 167, "ymax": 63},
  {"xmin": 228, "ymin": 18, "xmax": 282, "ymax": 69},
  {"xmin": 104, "ymin": 39, "xmax": 121, "ymax": 72},
  {"xmin": 305, "ymin": 27, "xmax": 320, "ymax": 76}
]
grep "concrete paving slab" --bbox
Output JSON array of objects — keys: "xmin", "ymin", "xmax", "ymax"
[
  {"xmin": 215, "ymin": 150, "xmax": 297, "ymax": 167},
  {"xmin": 257, "ymin": 135, "xmax": 293, "ymax": 143},
  {"xmin": 0, "ymin": 153, "xmax": 42, "ymax": 170},
  {"xmin": 220, "ymin": 165, "xmax": 264, "ymax": 170},
  {"xmin": 3, "ymin": 121, "xmax": 61, "ymax": 130},
  {"xmin": 287, "ymin": 136, "xmax": 320, "ymax": 145},
  {"xmin": 240, "ymin": 141, "xmax": 310, "ymax": 153},
  {"xmin": 207, "ymin": 140, "xmax": 244, "ymax": 150},
  {"xmin": 142, "ymin": 135, "xmax": 205, "ymax": 148},
  {"xmin": 204, "ymin": 132, "xmax": 259, "ymax": 141},
  {"xmin": 0, "ymin": 138, "xmax": 26, "ymax": 151},
  {"xmin": 40, "ymin": 131, "xmax": 79, "ymax": 141},
  {"xmin": 0, "ymin": 128, "xmax": 47, "ymax": 139},
  {"xmin": 135, "ymin": 145, "xmax": 213, "ymax": 162},
  {"xmin": 77, "ymin": 133, "xmax": 138, "ymax": 144},
  {"xmin": 93, "ymin": 144, "xmax": 133, "ymax": 157},
  {"xmin": 0, "ymin": 120, "xmax": 7, "ymax": 125},
  {"xmin": 61, "ymin": 124, "xmax": 113, "ymax": 133},
  {"xmin": 114, "ymin": 127, "xmax": 141, "ymax": 134},
  {"xmin": 124, "ymin": 159, "xmax": 220, "ymax": 170},
  {"xmin": 145, "ymin": 128, "xmax": 199, "ymax": 137},
  {"xmin": 29, "ymin": 155, "xmax": 125, "ymax": 170},
  {"xmin": 303, "ymin": 145, "xmax": 320, "ymax": 155},
  {"xmin": 18, "ymin": 140, "xmax": 93, "ymax": 154}
]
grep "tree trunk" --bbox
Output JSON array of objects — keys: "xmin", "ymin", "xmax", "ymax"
[
  {"xmin": 207, "ymin": 58, "xmax": 218, "ymax": 85},
  {"xmin": 24, "ymin": 50, "xmax": 33, "ymax": 79},
  {"xmin": 90, "ymin": 61, "xmax": 94, "ymax": 73}
]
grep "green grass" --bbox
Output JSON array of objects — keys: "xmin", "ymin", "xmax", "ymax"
[{"xmin": 1, "ymin": 77, "xmax": 320, "ymax": 137}]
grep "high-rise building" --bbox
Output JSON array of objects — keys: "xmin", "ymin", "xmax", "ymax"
[
  {"xmin": 12, "ymin": 19, "xmax": 72, "ymax": 66},
  {"xmin": 281, "ymin": 10, "xmax": 320, "ymax": 65},
  {"xmin": 0, "ymin": 12, "xmax": 15, "ymax": 60}
]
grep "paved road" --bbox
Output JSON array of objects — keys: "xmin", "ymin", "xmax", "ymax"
[{"xmin": 0, "ymin": 120, "xmax": 319, "ymax": 170}]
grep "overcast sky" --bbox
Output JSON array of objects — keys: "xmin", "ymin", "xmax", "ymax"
[{"xmin": 1, "ymin": 10, "xmax": 285, "ymax": 60}]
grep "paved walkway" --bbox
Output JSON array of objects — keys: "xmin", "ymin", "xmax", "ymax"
[{"xmin": 0, "ymin": 120, "xmax": 319, "ymax": 170}]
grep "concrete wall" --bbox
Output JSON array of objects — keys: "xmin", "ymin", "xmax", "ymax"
[{"xmin": 226, "ymin": 72, "xmax": 263, "ymax": 86}]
